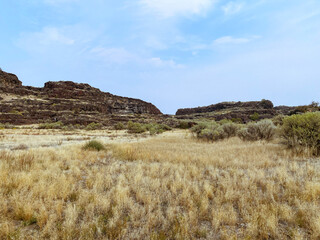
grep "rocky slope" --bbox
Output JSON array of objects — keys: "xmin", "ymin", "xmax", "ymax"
[
  {"xmin": 0, "ymin": 69, "xmax": 162, "ymax": 125},
  {"xmin": 176, "ymin": 100, "xmax": 299, "ymax": 123}
]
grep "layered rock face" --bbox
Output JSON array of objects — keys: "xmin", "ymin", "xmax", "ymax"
[
  {"xmin": 0, "ymin": 70, "xmax": 22, "ymax": 88},
  {"xmin": 176, "ymin": 100, "xmax": 296, "ymax": 122},
  {"xmin": 0, "ymin": 69, "xmax": 162, "ymax": 125}
]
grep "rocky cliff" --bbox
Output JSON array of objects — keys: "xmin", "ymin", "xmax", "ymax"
[
  {"xmin": 0, "ymin": 69, "xmax": 162, "ymax": 125},
  {"xmin": 176, "ymin": 100, "xmax": 300, "ymax": 123}
]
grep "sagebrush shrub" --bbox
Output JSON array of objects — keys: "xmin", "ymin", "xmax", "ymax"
[
  {"xmin": 197, "ymin": 128, "xmax": 214, "ymax": 141},
  {"xmin": 0, "ymin": 123, "xmax": 14, "ymax": 129},
  {"xmin": 127, "ymin": 121, "xmax": 147, "ymax": 134},
  {"xmin": 281, "ymin": 112, "xmax": 320, "ymax": 155},
  {"xmin": 83, "ymin": 140, "xmax": 105, "ymax": 151},
  {"xmin": 190, "ymin": 123, "xmax": 208, "ymax": 137},
  {"xmin": 221, "ymin": 123, "xmax": 240, "ymax": 138},
  {"xmin": 85, "ymin": 122, "xmax": 103, "ymax": 131},
  {"xmin": 126, "ymin": 121, "xmax": 171, "ymax": 135},
  {"xmin": 272, "ymin": 114, "xmax": 285, "ymax": 126},
  {"xmin": 238, "ymin": 120, "xmax": 276, "ymax": 141},
  {"xmin": 146, "ymin": 123, "xmax": 171, "ymax": 135},
  {"xmin": 114, "ymin": 122, "xmax": 125, "ymax": 130},
  {"xmin": 38, "ymin": 121, "xmax": 64, "ymax": 129},
  {"xmin": 191, "ymin": 121, "xmax": 235, "ymax": 141},
  {"xmin": 177, "ymin": 121, "xmax": 193, "ymax": 129}
]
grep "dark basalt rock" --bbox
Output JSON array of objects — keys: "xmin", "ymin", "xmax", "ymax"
[
  {"xmin": 0, "ymin": 69, "xmax": 162, "ymax": 125},
  {"xmin": 176, "ymin": 100, "xmax": 274, "ymax": 116},
  {"xmin": 0, "ymin": 70, "xmax": 22, "ymax": 88},
  {"xmin": 175, "ymin": 99, "xmax": 306, "ymax": 123}
]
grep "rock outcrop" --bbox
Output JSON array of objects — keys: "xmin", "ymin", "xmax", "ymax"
[
  {"xmin": 175, "ymin": 100, "xmax": 300, "ymax": 123},
  {"xmin": 0, "ymin": 70, "xmax": 22, "ymax": 88},
  {"xmin": 177, "ymin": 100, "xmax": 274, "ymax": 115},
  {"xmin": 0, "ymin": 69, "xmax": 162, "ymax": 125}
]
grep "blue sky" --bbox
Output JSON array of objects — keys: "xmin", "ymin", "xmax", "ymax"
[{"xmin": 1, "ymin": 0, "xmax": 320, "ymax": 114}]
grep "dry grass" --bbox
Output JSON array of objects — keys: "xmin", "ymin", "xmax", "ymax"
[
  {"xmin": 0, "ymin": 128, "xmax": 147, "ymax": 151},
  {"xmin": 0, "ymin": 130, "xmax": 320, "ymax": 239}
]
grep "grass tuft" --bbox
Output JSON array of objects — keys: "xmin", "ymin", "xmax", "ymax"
[{"xmin": 82, "ymin": 140, "xmax": 105, "ymax": 151}]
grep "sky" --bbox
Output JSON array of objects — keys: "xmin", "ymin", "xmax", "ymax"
[{"xmin": 0, "ymin": 0, "xmax": 320, "ymax": 114}]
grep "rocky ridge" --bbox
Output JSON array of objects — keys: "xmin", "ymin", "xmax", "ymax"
[
  {"xmin": 0, "ymin": 69, "xmax": 162, "ymax": 125},
  {"xmin": 176, "ymin": 100, "xmax": 300, "ymax": 123},
  {"xmin": 1, "ymin": 69, "xmax": 317, "ymax": 126}
]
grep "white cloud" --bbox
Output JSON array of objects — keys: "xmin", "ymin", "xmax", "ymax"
[
  {"xmin": 139, "ymin": 0, "xmax": 215, "ymax": 18},
  {"xmin": 214, "ymin": 36, "xmax": 260, "ymax": 45},
  {"xmin": 91, "ymin": 47, "xmax": 135, "ymax": 64},
  {"xmin": 91, "ymin": 47, "xmax": 183, "ymax": 68},
  {"xmin": 21, "ymin": 27, "xmax": 74, "ymax": 46},
  {"xmin": 40, "ymin": 27, "xmax": 75, "ymax": 45},
  {"xmin": 148, "ymin": 57, "xmax": 184, "ymax": 68},
  {"xmin": 17, "ymin": 27, "xmax": 75, "ymax": 53},
  {"xmin": 222, "ymin": 1, "xmax": 244, "ymax": 15}
]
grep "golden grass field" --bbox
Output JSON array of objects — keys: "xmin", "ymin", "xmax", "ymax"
[{"xmin": 0, "ymin": 129, "xmax": 320, "ymax": 239}]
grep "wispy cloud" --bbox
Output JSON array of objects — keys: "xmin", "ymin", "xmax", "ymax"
[
  {"xmin": 17, "ymin": 27, "xmax": 75, "ymax": 51},
  {"xmin": 214, "ymin": 36, "xmax": 260, "ymax": 45},
  {"xmin": 90, "ymin": 47, "xmax": 135, "ymax": 65},
  {"xmin": 221, "ymin": 1, "xmax": 244, "ymax": 15},
  {"xmin": 91, "ymin": 46, "xmax": 184, "ymax": 69},
  {"xmin": 139, "ymin": 0, "xmax": 215, "ymax": 18},
  {"xmin": 148, "ymin": 57, "xmax": 184, "ymax": 68}
]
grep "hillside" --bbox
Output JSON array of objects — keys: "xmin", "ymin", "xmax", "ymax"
[
  {"xmin": 176, "ymin": 100, "xmax": 299, "ymax": 122},
  {"xmin": 0, "ymin": 69, "xmax": 162, "ymax": 125}
]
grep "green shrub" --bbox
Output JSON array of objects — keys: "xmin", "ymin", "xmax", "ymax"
[
  {"xmin": 197, "ymin": 128, "xmax": 214, "ymax": 141},
  {"xmin": 218, "ymin": 119, "xmax": 233, "ymax": 125},
  {"xmin": 127, "ymin": 121, "xmax": 147, "ymax": 134},
  {"xmin": 221, "ymin": 122, "xmax": 240, "ymax": 138},
  {"xmin": 231, "ymin": 118, "xmax": 243, "ymax": 123},
  {"xmin": 74, "ymin": 124, "xmax": 84, "ymax": 129},
  {"xmin": 191, "ymin": 121, "xmax": 228, "ymax": 142},
  {"xmin": 281, "ymin": 112, "xmax": 320, "ymax": 155},
  {"xmin": 147, "ymin": 123, "xmax": 172, "ymax": 135},
  {"xmin": 157, "ymin": 124, "xmax": 171, "ymax": 132},
  {"xmin": 249, "ymin": 112, "xmax": 260, "ymax": 121},
  {"xmin": 238, "ymin": 119, "xmax": 276, "ymax": 141},
  {"xmin": 85, "ymin": 122, "xmax": 103, "ymax": 131},
  {"xmin": 0, "ymin": 123, "xmax": 15, "ymax": 129},
  {"xmin": 126, "ymin": 121, "xmax": 171, "ymax": 135},
  {"xmin": 272, "ymin": 114, "xmax": 285, "ymax": 126},
  {"xmin": 62, "ymin": 124, "xmax": 77, "ymax": 131},
  {"xmin": 38, "ymin": 121, "xmax": 64, "ymax": 129},
  {"xmin": 190, "ymin": 122, "xmax": 212, "ymax": 137},
  {"xmin": 177, "ymin": 121, "xmax": 193, "ymax": 129},
  {"xmin": 83, "ymin": 140, "xmax": 105, "ymax": 151},
  {"xmin": 114, "ymin": 122, "xmax": 125, "ymax": 130}
]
